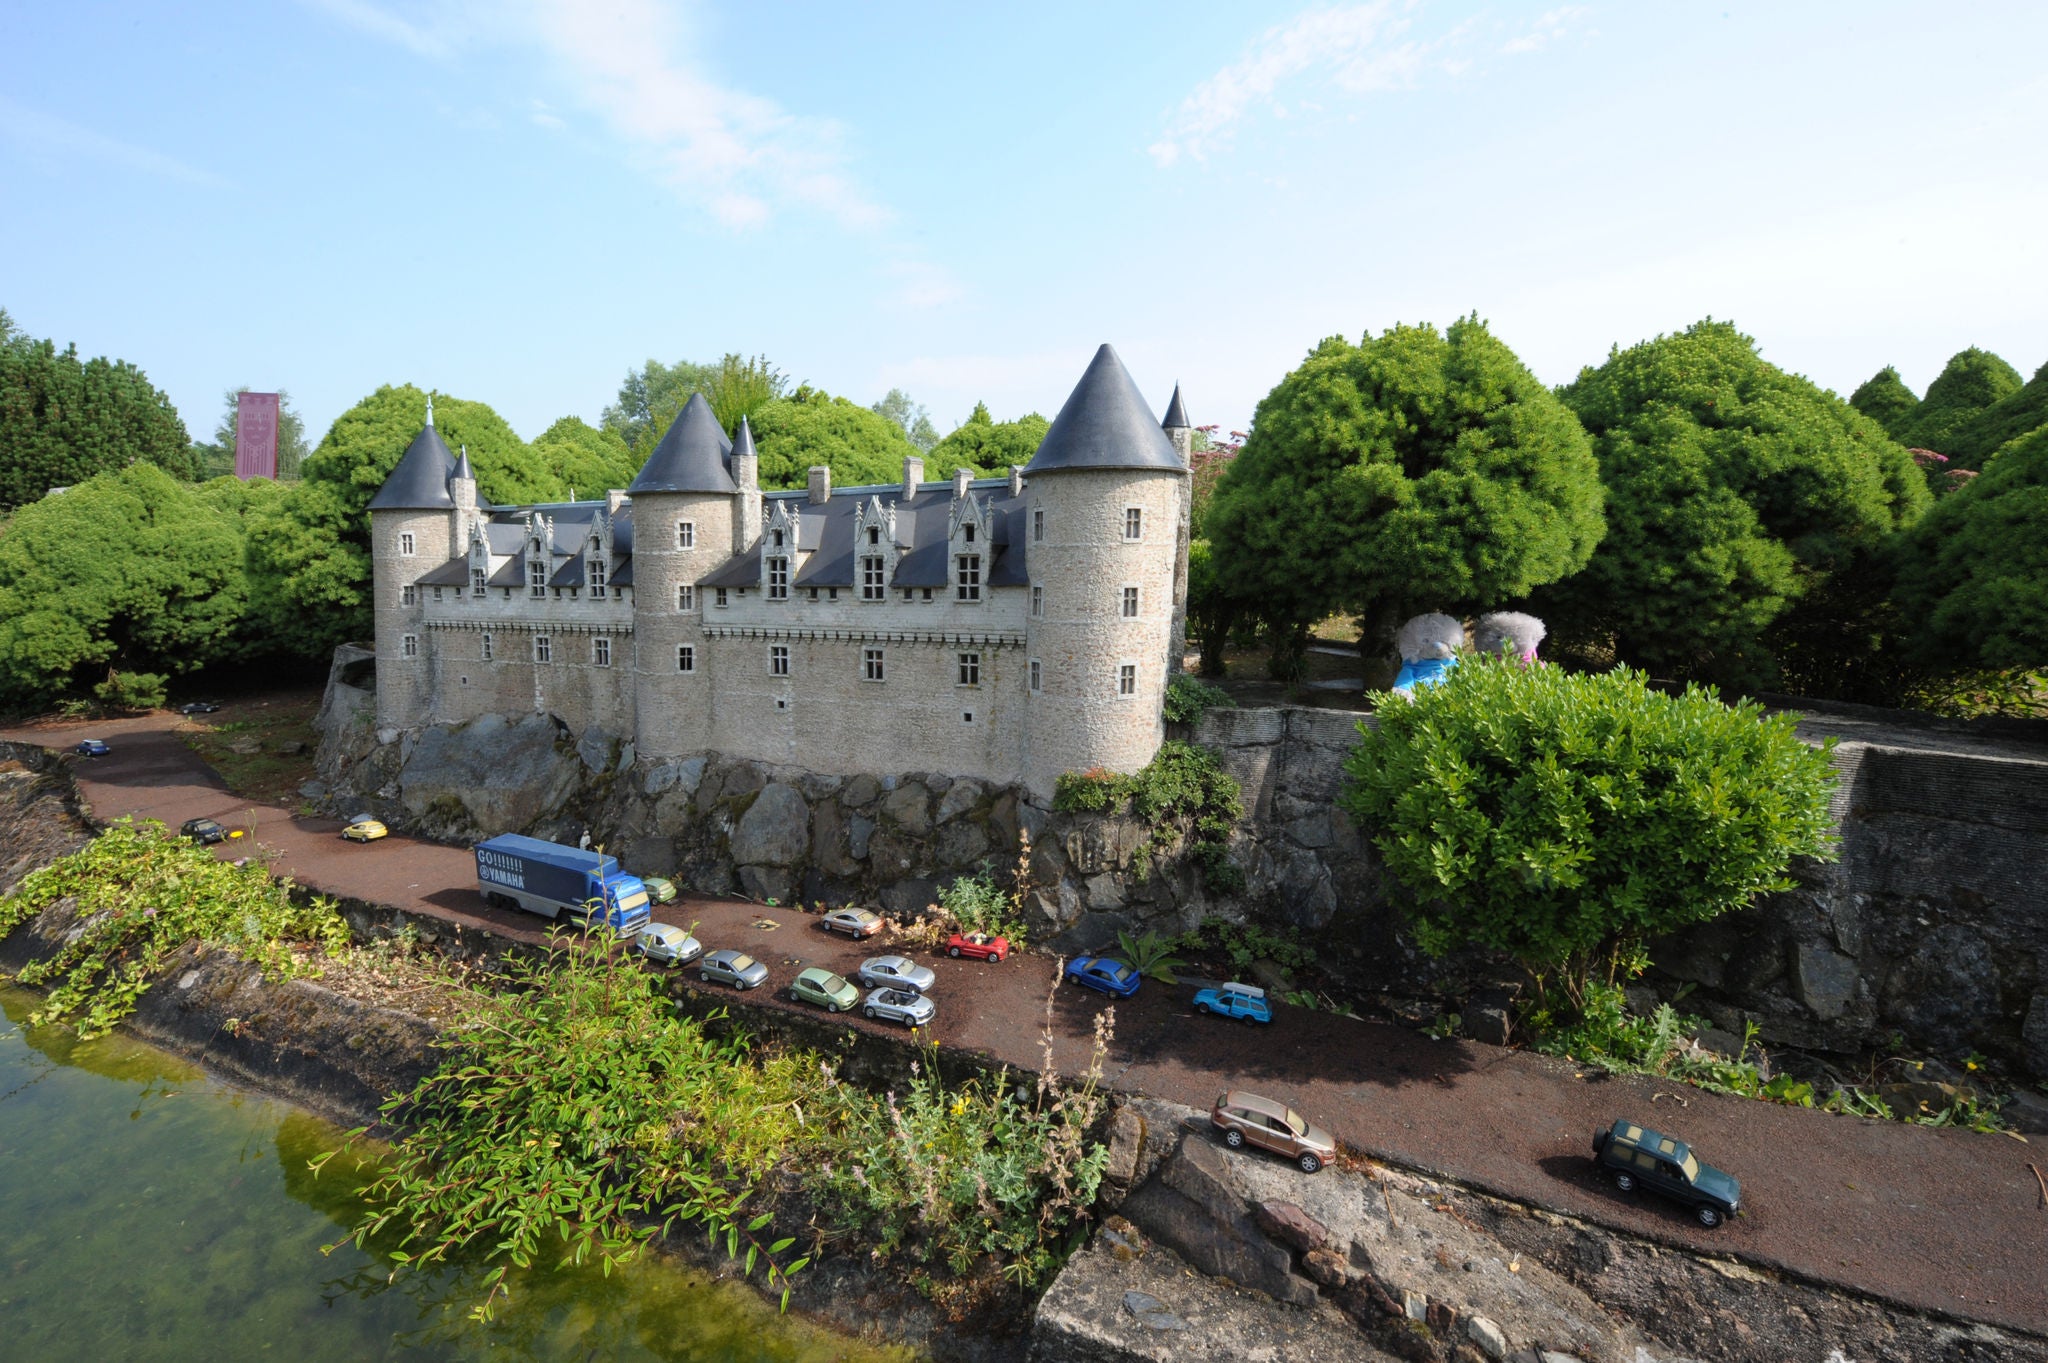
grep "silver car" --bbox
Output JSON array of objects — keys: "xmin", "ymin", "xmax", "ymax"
[
  {"xmin": 636, "ymin": 923, "xmax": 702, "ymax": 966},
  {"xmin": 863, "ymin": 986, "xmax": 935, "ymax": 1027},
  {"xmin": 699, "ymin": 949, "xmax": 769, "ymax": 991},
  {"xmin": 856, "ymin": 954, "xmax": 935, "ymax": 994}
]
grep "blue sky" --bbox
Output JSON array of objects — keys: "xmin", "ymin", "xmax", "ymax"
[{"xmin": 4, "ymin": 2, "xmax": 2044, "ymax": 447}]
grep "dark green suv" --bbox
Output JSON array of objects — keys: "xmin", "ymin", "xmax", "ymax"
[{"xmin": 1591, "ymin": 1118, "xmax": 1741, "ymax": 1228}]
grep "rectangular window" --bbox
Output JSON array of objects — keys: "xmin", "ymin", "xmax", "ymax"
[
  {"xmin": 471, "ymin": 566, "xmax": 487, "ymax": 598},
  {"xmin": 770, "ymin": 645, "xmax": 790, "ymax": 677},
  {"xmin": 676, "ymin": 583, "xmax": 694, "ymax": 611},
  {"xmin": 588, "ymin": 558, "xmax": 607, "ymax": 599},
  {"xmin": 399, "ymin": 532, "xmax": 415, "ymax": 556},
  {"xmin": 1031, "ymin": 585, "xmax": 1043, "ymax": 618},
  {"xmin": 592, "ymin": 636, "xmax": 611, "ymax": 667},
  {"xmin": 676, "ymin": 520, "xmax": 695, "ymax": 550},
  {"xmin": 401, "ymin": 633, "xmax": 418, "ymax": 658},
  {"xmin": 863, "ymin": 647, "xmax": 885, "ymax": 682},
  {"xmin": 957, "ymin": 652, "xmax": 981, "ymax": 686},
  {"xmin": 432, "ymin": 586, "xmax": 443, "ymax": 602},
  {"xmin": 481, "ymin": 632, "xmax": 493, "ymax": 661},
  {"xmin": 861, "ymin": 556, "xmax": 885, "ymax": 601},
  {"xmin": 528, "ymin": 557, "xmax": 547, "ymax": 598},
  {"xmin": 1029, "ymin": 659, "xmax": 1042, "ymax": 693},
  {"xmin": 677, "ymin": 644, "xmax": 695, "ymax": 673},
  {"xmin": 534, "ymin": 635, "xmax": 552, "ymax": 664},
  {"xmin": 1032, "ymin": 508, "xmax": 1043, "ymax": 543},
  {"xmin": 401, "ymin": 584, "xmax": 416, "ymax": 606},
  {"xmin": 962, "ymin": 522, "xmax": 975, "ymax": 544},
  {"xmin": 955, "ymin": 554, "xmax": 981, "ymax": 601},
  {"xmin": 767, "ymin": 557, "xmax": 789, "ymax": 601},
  {"xmin": 1124, "ymin": 507, "xmax": 1143, "ymax": 541},
  {"xmin": 715, "ymin": 587, "xmax": 729, "ymax": 608},
  {"xmin": 1122, "ymin": 585, "xmax": 1139, "ymax": 618},
  {"xmin": 1118, "ymin": 662, "xmax": 1137, "ymax": 696}
]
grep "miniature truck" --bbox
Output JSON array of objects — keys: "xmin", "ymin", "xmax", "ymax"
[{"xmin": 473, "ymin": 834, "xmax": 653, "ymax": 934}]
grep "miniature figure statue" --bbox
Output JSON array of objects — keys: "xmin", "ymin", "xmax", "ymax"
[
  {"xmin": 1390, "ymin": 612, "xmax": 1464, "ymax": 695},
  {"xmin": 1474, "ymin": 610, "xmax": 1546, "ymax": 665}
]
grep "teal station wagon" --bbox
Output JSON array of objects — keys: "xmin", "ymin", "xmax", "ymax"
[{"xmin": 1592, "ymin": 1118, "xmax": 1741, "ymax": 1227}]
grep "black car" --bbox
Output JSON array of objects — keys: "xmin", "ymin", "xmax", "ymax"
[
  {"xmin": 1592, "ymin": 1118, "xmax": 1741, "ymax": 1228},
  {"xmin": 178, "ymin": 700, "xmax": 222, "ymax": 715},
  {"xmin": 180, "ymin": 818, "xmax": 227, "ymax": 845}
]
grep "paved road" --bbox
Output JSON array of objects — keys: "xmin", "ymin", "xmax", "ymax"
[{"xmin": 9, "ymin": 710, "xmax": 2047, "ymax": 1338}]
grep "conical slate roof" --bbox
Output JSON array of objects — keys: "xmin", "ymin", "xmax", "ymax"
[
  {"xmin": 1024, "ymin": 344, "xmax": 1186, "ymax": 475},
  {"xmin": 368, "ymin": 422, "xmax": 458, "ymax": 510},
  {"xmin": 451, "ymin": 444, "xmax": 475, "ymax": 482},
  {"xmin": 629, "ymin": 392, "xmax": 736, "ymax": 494},
  {"xmin": 732, "ymin": 414, "xmax": 757, "ymax": 461},
  {"xmin": 1162, "ymin": 383, "xmax": 1190, "ymax": 430}
]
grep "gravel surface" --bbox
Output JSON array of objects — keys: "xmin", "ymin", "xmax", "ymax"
[{"xmin": 9, "ymin": 708, "xmax": 2046, "ymax": 1341}]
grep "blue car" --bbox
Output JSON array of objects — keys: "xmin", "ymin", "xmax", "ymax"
[
  {"xmin": 1192, "ymin": 981, "xmax": 1272, "ymax": 1024},
  {"xmin": 74, "ymin": 739, "xmax": 110, "ymax": 757},
  {"xmin": 1064, "ymin": 955, "xmax": 1140, "ymax": 998}
]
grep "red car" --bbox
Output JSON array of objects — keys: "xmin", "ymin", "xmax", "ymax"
[{"xmin": 946, "ymin": 930, "xmax": 1009, "ymax": 962}]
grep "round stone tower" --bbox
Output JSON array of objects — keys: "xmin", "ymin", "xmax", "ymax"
[
  {"xmin": 1021, "ymin": 345, "xmax": 1190, "ymax": 801},
  {"xmin": 628, "ymin": 393, "xmax": 738, "ymax": 759},
  {"xmin": 367, "ymin": 401, "xmax": 458, "ymax": 732}
]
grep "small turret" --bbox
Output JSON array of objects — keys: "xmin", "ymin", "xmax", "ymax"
[{"xmin": 1162, "ymin": 383, "xmax": 1192, "ymax": 466}]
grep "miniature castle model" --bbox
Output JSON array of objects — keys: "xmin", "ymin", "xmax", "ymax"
[{"xmin": 368, "ymin": 345, "xmax": 1193, "ymax": 800}]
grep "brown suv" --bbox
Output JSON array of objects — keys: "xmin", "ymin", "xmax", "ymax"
[{"xmin": 1210, "ymin": 1090, "xmax": 1338, "ymax": 1173}]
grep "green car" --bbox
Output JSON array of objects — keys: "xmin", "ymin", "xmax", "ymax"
[
  {"xmin": 791, "ymin": 966, "xmax": 859, "ymax": 1014},
  {"xmin": 640, "ymin": 875, "xmax": 678, "ymax": 905}
]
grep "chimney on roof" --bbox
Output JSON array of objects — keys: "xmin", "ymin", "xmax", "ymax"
[
  {"xmin": 903, "ymin": 455, "xmax": 923, "ymax": 500},
  {"xmin": 606, "ymin": 489, "xmax": 627, "ymax": 517},
  {"xmin": 953, "ymin": 467, "xmax": 971, "ymax": 498},
  {"xmin": 1009, "ymin": 464, "xmax": 1025, "ymax": 497},
  {"xmin": 807, "ymin": 466, "xmax": 831, "ymax": 505}
]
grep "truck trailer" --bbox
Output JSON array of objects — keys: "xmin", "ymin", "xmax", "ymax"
[{"xmin": 474, "ymin": 834, "xmax": 653, "ymax": 934}]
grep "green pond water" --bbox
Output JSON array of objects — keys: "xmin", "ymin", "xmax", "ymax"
[{"xmin": 0, "ymin": 985, "xmax": 912, "ymax": 1363}]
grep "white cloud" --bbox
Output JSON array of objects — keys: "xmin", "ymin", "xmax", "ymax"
[
  {"xmin": 884, "ymin": 260, "xmax": 964, "ymax": 311},
  {"xmin": 528, "ymin": 99, "xmax": 563, "ymax": 130},
  {"xmin": 1501, "ymin": 5, "xmax": 1590, "ymax": 55},
  {"xmin": 0, "ymin": 97, "xmax": 230, "ymax": 187},
  {"xmin": 300, "ymin": 0, "xmax": 456, "ymax": 58}
]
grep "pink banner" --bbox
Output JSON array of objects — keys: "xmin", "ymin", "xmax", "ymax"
[{"xmin": 234, "ymin": 391, "xmax": 280, "ymax": 480}]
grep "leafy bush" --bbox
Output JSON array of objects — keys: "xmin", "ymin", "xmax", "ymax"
[
  {"xmin": 1163, "ymin": 672, "xmax": 1236, "ymax": 725},
  {"xmin": 1341, "ymin": 656, "xmax": 1839, "ymax": 1003},
  {"xmin": 1179, "ymin": 917, "xmax": 1318, "ymax": 975},
  {"xmin": 936, "ymin": 868, "xmax": 1026, "ymax": 945},
  {"xmin": 1114, "ymin": 930, "xmax": 1187, "ymax": 983},
  {"xmin": 93, "ymin": 669, "xmax": 166, "ymax": 712},
  {"xmin": 1053, "ymin": 742, "xmax": 1244, "ymax": 891},
  {"xmin": 0, "ymin": 818, "xmax": 350, "ymax": 1038}
]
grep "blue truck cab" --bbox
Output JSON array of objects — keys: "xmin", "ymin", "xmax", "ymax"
[{"xmin": 474, "ymin": 834, "xmax": 653, "ymax": 934}]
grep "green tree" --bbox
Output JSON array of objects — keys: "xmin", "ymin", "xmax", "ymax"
[
  {"xmin": 1902, "ymin": 347, "xmax": 2023, "ymax": 461},
  {"xmin": 1205, "ymin": 317, "xmax": 1605, "ymax": 656},
  {"xmin": 193, "ymin": 387, "xmax": 311, "ymax": 480},
  {"xmin": 1848, "ymin": 365, "xmax": 1919, "ymax": 442},
  {"xmin": 703, "ymin": 353, "xmax": 788, "ymax": 432},
  {"xmin": 1891, "ymin": 421, "xmax": 2048, "ymax": 670},
  {"xmin": 244, "ymin": 480, "xmax": 372, "ymax": 661},
  {"xmin": 299, "ymin": 383, "xmax": 552, "ymax": 522},
  {"xmin": 925, "ymin": 402, "xmax": 1049, "ymax": 477},
  {"xmin": 1340, "ymin": 657, "xmax": 1838, "ymax": 1004},
  {"xmin": 746, "ymin": 388, "xmax": 927, "ymax": 488},
  {"xmin": 871, "ymin": 388, "xmax": 940, "ymax": 452},
  {"xmin": 602, "ymin": 357, "xmax": 718, "ymax": 454},
  {"xmin": 1538, "ymin": 320, "xmax": 1928, "ymax": 688},
  {"xmin": 0, "ymin": 464, "xmax": 252, "ymax": 706},
  {"xmin": 0, "ymin": 334, "xmax": 198, "ymax": 510},
  {"xmin": 531, "ymin": 416, "xmax": 637, "ymax": 497},
  {"xmin": 1943, "ymin": 359, "xmax": 2048, "ymax": 468}
]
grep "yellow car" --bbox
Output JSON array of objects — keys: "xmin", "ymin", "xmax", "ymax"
[{"xmin": 341, "ymin": 819, "xmax": 389, "ymax": 843}]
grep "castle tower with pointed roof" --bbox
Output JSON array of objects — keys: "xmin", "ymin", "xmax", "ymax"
[{"xmin": 369, "ymin": 403, "xmax": 460, "ymax": 730}]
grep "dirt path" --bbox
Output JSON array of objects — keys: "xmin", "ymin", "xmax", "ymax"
[{"xmin": 9, "ymin": 709, "xmax": 2046, "ymax": 1339}]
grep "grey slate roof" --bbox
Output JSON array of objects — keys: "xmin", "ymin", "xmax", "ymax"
[
  {"xmin": 1024, "ymin": 344, "xmax": 1187, "ymax": 476},
  {"xmin": 695, "ymin": 480, "xmax": 1026, "ymax": 591},
  {"xmin": 1162, "ymin": 383, "xmax": 1190, "ymax": 430},
  {"xmin": 629, "ymin": 393, "xmax": 736, "ymax": 494},
  {"xmin": 368, "ymin": 423, "xmax": 458, "ymax": 511},
  {"xmin": 451, "ymin": 445, "xmax": 475, "ymax": 482}
]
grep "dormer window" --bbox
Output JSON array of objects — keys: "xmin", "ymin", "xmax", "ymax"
[
  {"xmin": 528, "ymin": 557, "xmax": 547, "ymax": 598},
  {"xmin": 767, "ymin": 556, "xmax": 789, "ymax": 601},
  {"xmin": 588, "ymin": 556, "xmax": 607, "ymax": 600},
  {"xmin": 470, "ymin": 566, "xmax": 487, "ymax": 598},
  {"xmin": 771, "ymin": 528, "xmax": 784, "ymax": 548},
  {"xmin": 861, "ymin": 556, "xmax": 885, "ymax": 601},
  {"xmin": 962, "ymin": 522, "xmax": 975, "ymax": 544},
  {"xmin": 866, "ymin": 526, "xmax": 880, "ymax": 546},
  {"xmin": 955, "ymin": 554, "xmax": 981, "ymax": 602}
]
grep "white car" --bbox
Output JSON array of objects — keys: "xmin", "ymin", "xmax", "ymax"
[
  {"xmin": 636, "ymin": 923, "xmax": 703, "ymax": 966},
  {"xmin": 857, "ymin": 954, "xmax": 935, "ymax": 994},
  {"xmin": 863, "ymin": 986, "xmax": 935, "ymax": 1027}
]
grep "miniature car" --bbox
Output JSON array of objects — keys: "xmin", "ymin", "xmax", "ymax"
[
  {"xmin": 699, "ymin": 949, "xmax": 769, "ymax": 991},
  {"xmin": 820, "ymin": 907, "xmax": 884, "ymax": 939},
  {"xmin": 635, "ymin": 922, "xmax": 702, "ymax": 966},
  {"xmin": 857, "ymin": 954, "xmax": 936, "ymax": 993},
  {"xmin": 178, "ymin": 700, "xmax": 222, "ymax": 715},
  {"xmin": 640, "ymin": 875, "xmax": 678, "ymax": 904},
  {"xmin": 1592, "ymin": 1119, "xmax": 1741, "ymax": 1228},
  {"xmin": 74, "ymin": 739, "xmax": 110, "ymax": 757},
  {"xmin": 1211, "ymin": 1090, "xmax": 1337, "ymax": 1173},
  {"xmin": 792, "ymin": 967, "xmax": 861, "ymax": 1013},
  {"xmin": 1063, "ymin": 955, "xmax": 1140, "ymax": 997},
  {"xmin": 180, "ymin": 818, "xmax": 227, "ymax": 845},
  {"xmin": 340, "ymin": 819, "xmax": 388, "ymax": 843},
  {"xmin": 1193, "ymin": 982, "xmax": 1272, "ymax": 1024},
  {"xmin": 946, "ymin": 930, "xmax": 1009, "ymax": 962},
  {"xmin": 863, "ymin": 986, "xmax": 935, "ymax": 1027}
]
